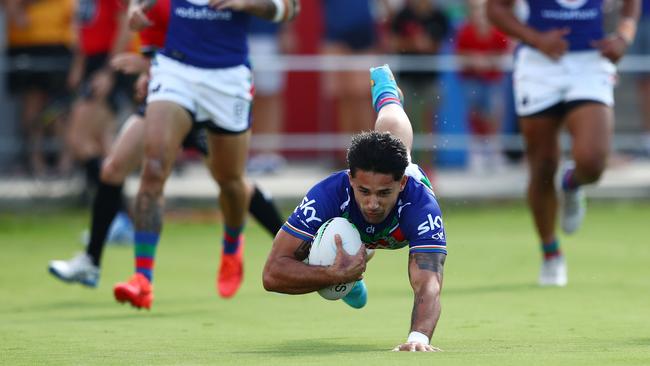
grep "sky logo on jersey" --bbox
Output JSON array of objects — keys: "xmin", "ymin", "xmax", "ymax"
[
  {"xmin": 417, "ymin": 213, "xmax": 444, "ymax": 237},
  {"xmin": 556, "ymin": 0, "xmax": 588, "ymax": 9},
  {"xmin": 296, "ymin": 197, "xmax": 322, "ymax": 224}
]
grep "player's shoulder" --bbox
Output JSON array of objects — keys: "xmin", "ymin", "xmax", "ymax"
[
  {"xmin": 305, "ymin": 170, "xmax": 350, "ymax": 206},
  {"xmin": 317, "ymin": 170, "xmax": 351, "ymax": 189},
  {"xmin": 404, "ymin": 164, "xmax": 435, "ymax": 193}
]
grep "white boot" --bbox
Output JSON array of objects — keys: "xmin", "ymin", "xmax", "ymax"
[
  {"xmin": 538, "ymin": 256, "xmax": 567, "ymax": 287},
  {"xmin": 48, "ymin": 253, "xmax": 99, "ymax": 287}
]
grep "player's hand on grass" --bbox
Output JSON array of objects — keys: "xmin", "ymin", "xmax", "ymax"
[
  {"xmin": 327, "ymin": 234, "xmax": 367, "ymax": 283},
  {"xmin": 391, "ymin": 342, "xmax": 442, "ymax": 352},
  {"xmin": 592, "ymin": 34, "xmax": 628, "ymax": 63},
  {"xmin": 532, "ymin": 28, "xmax": 570, "ymax": 60}
]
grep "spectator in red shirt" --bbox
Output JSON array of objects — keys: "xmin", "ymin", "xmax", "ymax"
[{"xmin": 455, "ymin": 0, "xmax": 510, "ymax": 173}]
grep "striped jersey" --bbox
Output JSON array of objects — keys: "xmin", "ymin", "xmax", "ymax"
[{"xmin": 283, "ymin": 164, "xmax": 447, "ymax": 255}]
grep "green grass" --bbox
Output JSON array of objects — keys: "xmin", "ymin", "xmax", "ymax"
[{"xmin": 1, "ymin": 201, "xmax": 650, "ymax": 365}]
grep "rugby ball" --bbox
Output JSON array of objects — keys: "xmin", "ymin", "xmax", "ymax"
[{"xmin": 308, "ymin": 217, "xmax": 363, "ymax": 300}]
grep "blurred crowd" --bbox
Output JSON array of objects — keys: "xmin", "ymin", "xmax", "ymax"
[{"xmin": 1, "ymin": 0, "xmax": 649, "ymax": 185}]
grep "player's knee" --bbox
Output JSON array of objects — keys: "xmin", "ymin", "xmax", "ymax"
[
  {"xmin": 100, "ymin": 159, "xmax": 126, "ymax": 184},
  {"xmin": 216, "ymin": 177, "xmax": 246, "ymax": 197},
  {"xmin": 140, "ymin": 157, "xmax": 166, "ymax": 188},
  {"xmin": 576, "ymin": 158, "xmax": 605, "ymax": 183},
  {"xmin": 531, "ymin": 156, "xmax": 558, "ymax": 182}
]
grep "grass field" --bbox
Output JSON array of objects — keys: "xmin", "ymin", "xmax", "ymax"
[{"xmin": 1, "ymin": 201, "xmax": 650, "ymax": 365}]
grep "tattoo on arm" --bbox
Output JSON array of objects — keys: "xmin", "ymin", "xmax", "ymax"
[
  {"xmin": 135, "ymin": 191, "xmax": 163, "ymax": 233},
  {"xmin": 412, "ymin": 253, "xmax": 446, "ymax": 273},
  {"xmin": 293, "ymin": 240, "xmax": 312, "ymax": 261}
]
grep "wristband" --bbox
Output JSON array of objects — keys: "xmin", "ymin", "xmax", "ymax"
[
  {"xmin": 270, "ymin": 0, "xmax": 286, "ymax": 23},
  {"xmin": 407, "ymin": 331, "xmax": 429, "ymax": 345}
]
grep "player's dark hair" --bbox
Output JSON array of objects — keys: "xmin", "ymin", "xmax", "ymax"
[{"xmin": 347, "ymin": 131, "xmax": 409, "ymax": 181}]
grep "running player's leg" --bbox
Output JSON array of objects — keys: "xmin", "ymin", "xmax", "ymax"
[
  {"xmin": 49, "ymin": 113, "xmax": 145, "ymax": 287},
  {"xmin": 86, "ymin": 114, "xmax": 146, "ymax": 262},
  {"xmin": 370, "ymin": 65, "xmax": 413, "ymax": 154},
  {"xmin": 113, "ymin": 101, "xmax": 191, "ymax": 309},
  {"xmin": 520, "ymin": 112, "xmax": 566, "ymax": 286},
  {"xmin": 564, "ymin": 103, "xmax": 612, "ymax": 186},
  {"xmin": 246, "ymin": 180, "xmax": 284, "ymax": 236},
  {"xmin": 207, "ymin": 131, "xmax": 251, "ymax": 298},
  {"xmin": 560, "ymin": 103, "xmax": 612, "ymax": 234}
]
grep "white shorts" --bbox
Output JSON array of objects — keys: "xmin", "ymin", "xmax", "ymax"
[
  {"xmin": 513, "ymin": 46, "xmax": 617, "ymax": 117},
  {"xmin": 248, "ymin": 36, "xmax": 285, "ymax": 95},
  {"xmin": 147, "ymin": 54, "xmax": 253, "ymax": 132}
]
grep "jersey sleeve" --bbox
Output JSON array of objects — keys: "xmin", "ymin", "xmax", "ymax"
[
  {"xmin": 399, "ymin": 184, "xmax": 447, "ymax": 255},
  {"xmin": 281, "ymin": 174, "xmax": 344, "ymax": 242}
]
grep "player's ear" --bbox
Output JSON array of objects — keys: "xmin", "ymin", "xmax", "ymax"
[{"xmin": 399, "ymin": 175, "xmax": 408, "ymax": 191}]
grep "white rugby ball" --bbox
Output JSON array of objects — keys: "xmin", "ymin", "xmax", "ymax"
[{"xmin": 308, "ymin": 217, "xmax": 363, "ymax": 300}]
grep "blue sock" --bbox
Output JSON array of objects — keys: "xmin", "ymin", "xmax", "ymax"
[
  {"xmin": 542, "ymin": 239, "xmax": 561, "ymax": 260},
  {"xmin": 342, "ymin": 280, "xmax": 367, "ymax": 309},
  {"xmin": 223, "ymin": 225, "xmax": 243, "ymax": 255},
  {"xmin": 134, "ymin": 231, "xmax": 159, "ymax": 282},
  {"xmin": 374, "ymin": 92, "xmax": 403, "ymax": 112},
  {"xmin": 562, "ymin": 168, "xmax": 579, "ymax": 191}
]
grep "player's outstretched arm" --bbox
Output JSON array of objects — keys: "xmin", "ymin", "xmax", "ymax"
[
  {"xmin": 263, "ymin": 230, "xmax": 366, "ymax": 294},
  {"xmin": 210, "ymin": 0, "xmax": 299, "ymax": 23},
  {"xmin": 392, "ymin": 252, "xmax": 445, "ymax": 352}
]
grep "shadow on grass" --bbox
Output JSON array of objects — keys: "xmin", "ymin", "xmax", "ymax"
[
  {"xmin": 233, "ymin": 338, "xmax": 385, "ymax": 356},
  {"xmin": 444, "ymin": 282, "xmax": 538, "ymax": 296},
  {"xmin": 7, "ymin": 300, "xmax": 110, "ymax": 313}
]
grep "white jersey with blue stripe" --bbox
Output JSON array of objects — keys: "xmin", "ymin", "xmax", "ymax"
[
  {"xmin": 162, "ymin": 0, "xmax": 250, "ymax": 68},
  {"xmin": 526, "ymin": 0, "xmax": 604, "ymax": 51},
  {"xmin": 282, "ymin": 165, "xmax": 447, "ymax": 255}
]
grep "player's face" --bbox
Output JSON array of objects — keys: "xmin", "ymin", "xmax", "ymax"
[{"xmin": 349, "ymin": 170, "xmax": 408, "ymax": 224}]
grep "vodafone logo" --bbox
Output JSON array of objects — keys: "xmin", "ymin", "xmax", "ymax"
[{"xmin": 556, "ymin": 0, "xmax": 588, "ymax": 9}]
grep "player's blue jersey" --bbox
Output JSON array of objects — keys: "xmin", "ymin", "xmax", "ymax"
[
  {"xmin": 162, "ymin": 0, "xmax": 250, "ymax": 68},
  {"xmin": 526, "ymin": 0, "xmax": 604, "ymax": 51},
  {"xmin": 282, "ymin": 165, "xmax": 447, "ymax": 255}
]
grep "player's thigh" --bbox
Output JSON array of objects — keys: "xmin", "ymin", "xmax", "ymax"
[
  {"xmin": 565, "ymin": 102, "xmax": 613, "ymax": 164},
  {"xmin": 144, "ymin": 100, "xmax": 193, "ymax": 174},
  {"xmin": 102, "ymin": 113, "xmax": 147, "ymax": 181},
  {"xmin": 206, "ymin": 130, "xmax": 251, "ymax": 182},
  {"xmin": 520, "ymin": 114, "xmax": 562, "ymax": 171},
  {"xmin": 67, "ymin": 99, "xmax": 100, "ymax": 145}
]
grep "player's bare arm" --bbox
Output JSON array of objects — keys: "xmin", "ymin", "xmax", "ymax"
[
  {"xmin": 111, "ymin": 53, "xmax": 151, "ymax": 75},
  {"xmin": 263, "ymin": 230, "xmax": 366, "ymax": 294},
  {"xmin": 592, "ymin": 0, "xmax": 640, "ymax": 63},
  {"xmin": 487, "ymin": 0, "xmax": 569, "ymax": 60},
  {"xmin": 209, "ymin": 0, "xmax": 299, "ymax": 23},
  {"xmin": 392, "ymin": 252, "xmax": 445, "ymax": 352}
]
